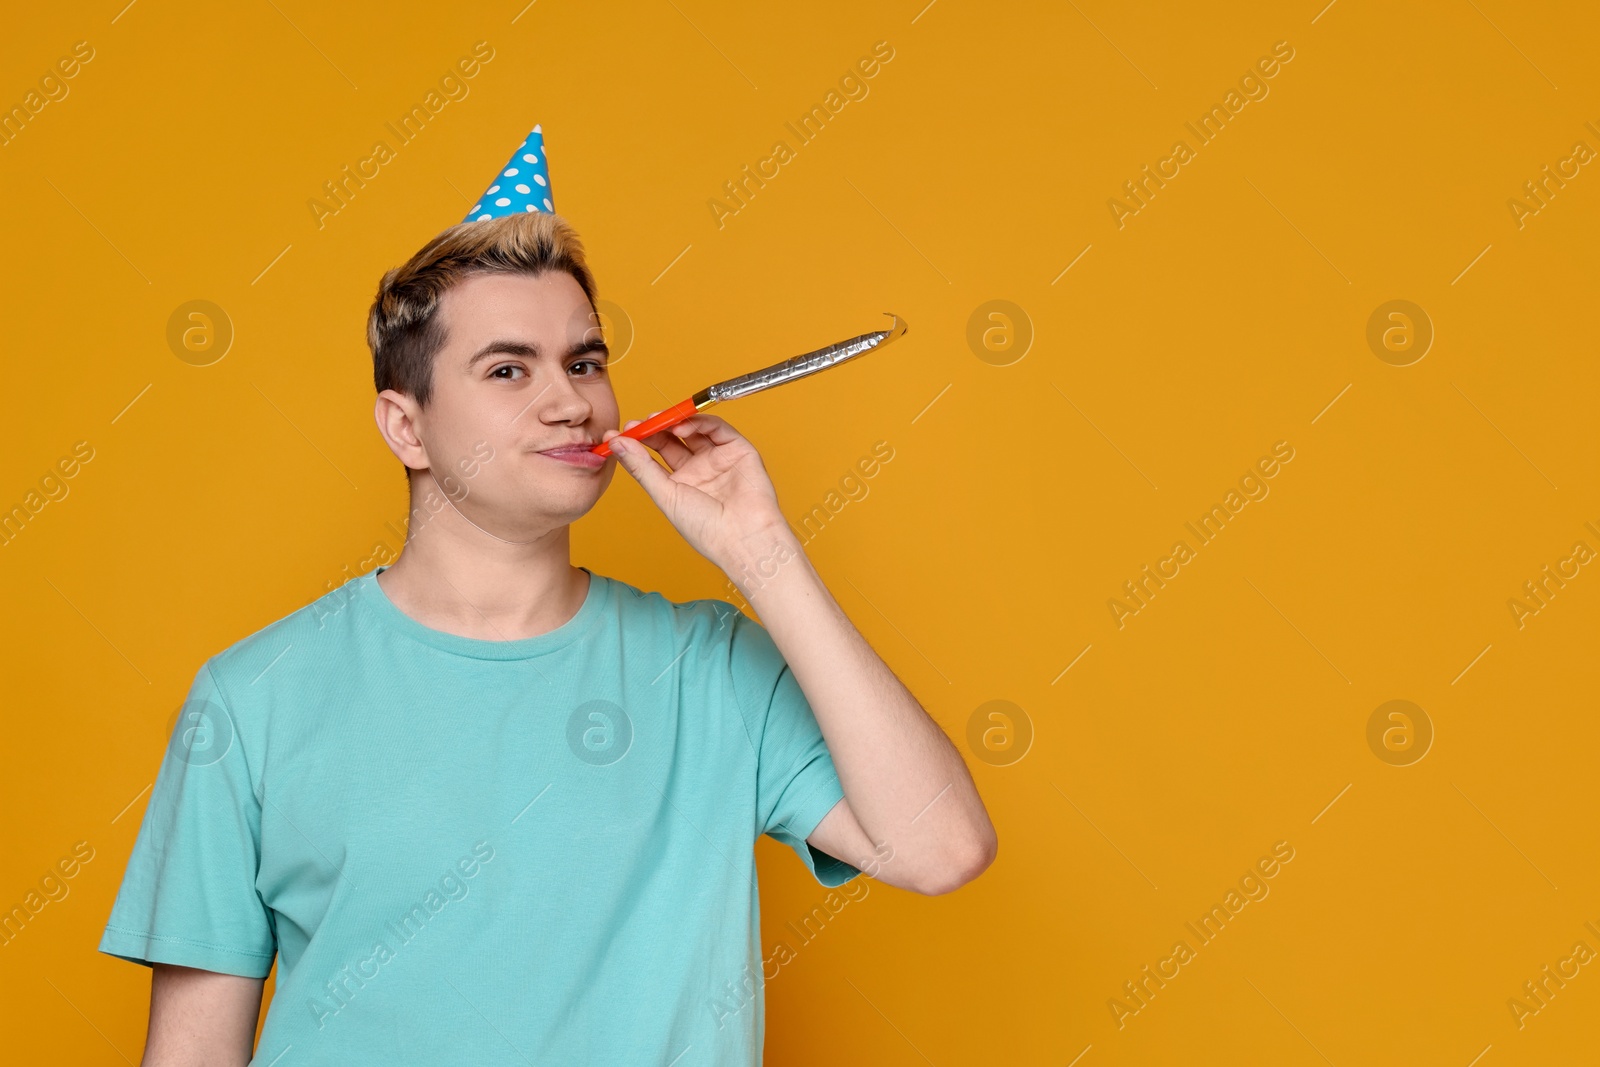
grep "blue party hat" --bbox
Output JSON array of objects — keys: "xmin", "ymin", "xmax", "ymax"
[{"xmin": 463, "ymin": 125, "xmax": 554, "ymax": 222}]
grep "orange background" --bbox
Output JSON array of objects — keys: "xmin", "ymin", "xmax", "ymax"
[{"xmin": 3, "ymin": 1, "xmax": 1597, "ymax": 1063}]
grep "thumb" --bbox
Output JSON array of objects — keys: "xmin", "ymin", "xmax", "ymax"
[{"xmin": 609, "ymin": 435, "xmax": 676, "ymax": 509}]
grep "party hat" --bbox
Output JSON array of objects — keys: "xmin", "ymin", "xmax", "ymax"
[{"xmin": 463, "ymin": 125, "xmax": 554, "ymax": 223}]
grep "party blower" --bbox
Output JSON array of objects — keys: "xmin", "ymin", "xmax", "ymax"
[{"xmin": 590, "ymin": 313, "xmax": 909, "ymax": 458}]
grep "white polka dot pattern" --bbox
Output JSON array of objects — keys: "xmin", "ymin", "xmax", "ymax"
[{"xmin": 461, "ymin": 124, "xmax": 554, "ymax": 223}]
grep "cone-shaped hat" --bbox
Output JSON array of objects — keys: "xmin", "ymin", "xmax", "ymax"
[{"xmin": 463, "ymin": 125, "xmax": 553, "ymax": 222}]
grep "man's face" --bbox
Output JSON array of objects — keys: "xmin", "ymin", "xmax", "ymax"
[{"xmin": 392, "ymin": 270, "xmax": 621, "ymax": 538}]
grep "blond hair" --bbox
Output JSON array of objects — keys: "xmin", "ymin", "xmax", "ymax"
[{"xmin": 366, "ymin": 212, "xmax": 599, "ymax": 408}]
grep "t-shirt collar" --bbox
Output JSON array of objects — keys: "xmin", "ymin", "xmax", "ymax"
[{"xmin": 356, "ymin": 564, "xmax": 609, "ymax": 660}]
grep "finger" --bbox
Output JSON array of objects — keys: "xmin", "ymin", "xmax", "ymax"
[
  {"xmin": 671, "ymin": 415, "xmax": 748, "ymax": 459},
  {"xmin": 642, "ymin": 428, "xmax": 693, "ymax": 468},
  {"xmin": 607, "ymin": 434, "xmax": 677, "ymax": 508},
  {"xmin": 672, "ymin": 413, "xmax": 741, "ymax": 445},
  {"xmin": 610, "ymin": 423, "xmax": 692, "ymax": 466},
  {"xmin": 667, "ymin": 423, "xmax": 713, "ymax": 454},
  {"xmin": 621, "ymin": 414, "xmax": 679, "ymax": 450}
]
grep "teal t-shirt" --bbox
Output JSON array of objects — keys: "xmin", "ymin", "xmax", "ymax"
[{"xmin": 99, "ymin": 565, "xmax": 859, "ymax": 1065}]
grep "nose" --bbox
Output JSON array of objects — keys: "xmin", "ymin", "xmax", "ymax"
[{"xmin": 536, "ymin": 365, "xmax": 595, "ymax": 426}]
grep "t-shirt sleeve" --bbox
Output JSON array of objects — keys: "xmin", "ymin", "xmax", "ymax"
[
  {"xmin": 98, "ymin": 659, "xmax": 278, "ymax": 978},
  {"xmin": 726, "ymin": 609, "xmax": 861, "ymax": 889}
]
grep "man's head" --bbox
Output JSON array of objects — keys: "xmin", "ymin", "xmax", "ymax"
[{"xmin": 367, "ymin": 212, "xmax": 621, "ymax": 542}]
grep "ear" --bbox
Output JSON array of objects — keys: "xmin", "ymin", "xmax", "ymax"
[{"xmin": 374, "ymin": 389, "xmax": 432, "ymax": 471}]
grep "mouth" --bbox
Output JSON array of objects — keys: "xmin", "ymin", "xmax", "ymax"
[{"xmin": 536, "ymin": 444, "xmax": 607, "ymax": 469}]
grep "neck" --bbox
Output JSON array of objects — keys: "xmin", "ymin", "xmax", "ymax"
[{"xmin": 375, "ymin": 473, "xmax": 588, "ymax": 641}]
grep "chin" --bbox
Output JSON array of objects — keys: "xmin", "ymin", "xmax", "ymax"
[{"xmin": 522, "ymin": 477, "xmax": 610, "ymax": 522}]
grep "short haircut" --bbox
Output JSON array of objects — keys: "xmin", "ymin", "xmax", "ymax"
[{"xmin": 366, "ymin": 212, "xmax": 599, "ymax": 409}]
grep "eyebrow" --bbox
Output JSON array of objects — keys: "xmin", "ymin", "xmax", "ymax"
[{"xmin": 464, "ymin": 335, "xmax": 610, "ymax": 370}]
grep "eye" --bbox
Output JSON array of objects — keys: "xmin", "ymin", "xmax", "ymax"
[
  {"xmin": 570, "ymin": 359, "xmax": 608, "ymax": 377},
  {"xmin": 489, "ymin": 364, "xmax": 525, "ymax": 380}
]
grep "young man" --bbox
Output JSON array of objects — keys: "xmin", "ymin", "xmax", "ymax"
[{"xmin": 98, "ymin": 128, "xmax": 996, "ymax": 1065}]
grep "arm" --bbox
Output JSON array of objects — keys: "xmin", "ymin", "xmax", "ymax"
[
  {"xmin": 603, "ymin": 415, "xmax": 998, "ymax": 895},
  {"xmin": 142, "ymin": 964, "xmax": 264, "ymax": 1067},
  {"xmin": 730, "ymin": 526, "xmax": 997, "ymax": 895}
]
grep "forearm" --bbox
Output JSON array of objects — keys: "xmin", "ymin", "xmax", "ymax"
[
  {"xmin": 143, "ymin": 965, "xmax": 263, "ymax": 1067},
  {"xmin": 726, "ymin": 525, "xmax": 996, "ymax": 886}
]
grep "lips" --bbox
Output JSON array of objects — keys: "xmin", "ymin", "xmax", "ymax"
[{"xmin": 535, "ymin": 443, "xmax": 608, "ymax": 469}]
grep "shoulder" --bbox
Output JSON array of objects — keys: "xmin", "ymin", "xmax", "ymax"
[
  {"xmin": 202, "ymin": 576, "xmax": 370, "ymax": 699},
  {"xmin": 598, "ymin": 575, "xmax": 781, "ymax": 739},
  {"xmin": 598, "ymin": 573, "xmax": 776, "ymax": 694},
  {"xmin": 605, "ymin": 573, "xmax": 788, "ymax": 689},
  {"xmin": 599, "ymin": 572, "xmax": 748, "ymax": 644}
]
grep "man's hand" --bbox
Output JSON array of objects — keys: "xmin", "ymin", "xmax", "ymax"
[
  {"xmin": 607, "ymin": 411, "xmax": 997, "ymax": 895},
  {"xmin": 602, "ymin": 414, "xmax": 789, "ymax": 571}
]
